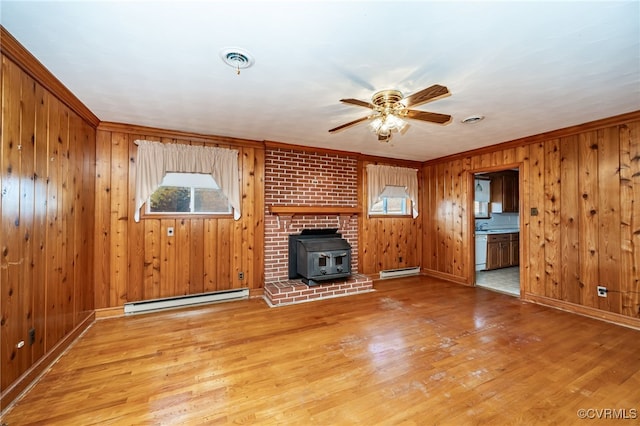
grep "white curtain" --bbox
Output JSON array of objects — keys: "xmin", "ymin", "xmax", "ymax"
[
  {"xmin": 366, "ymin": 164, "xmax": 419, "ymax": 218},
  {"xmin": 134, "ymin": 140, "xmax": 241, "ymax": 222}
]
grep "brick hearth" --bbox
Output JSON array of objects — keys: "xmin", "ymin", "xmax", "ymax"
[{"xmin": 264, "ymin": 274, "xmax": 373, "ymax": 307}]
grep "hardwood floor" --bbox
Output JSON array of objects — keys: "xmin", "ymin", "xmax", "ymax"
[{"xmin": 2, "ymin": 276, "xmax": 640, "ymax": 425}]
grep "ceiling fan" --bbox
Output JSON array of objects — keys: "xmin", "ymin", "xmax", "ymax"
[{"xmin": 328, "ymin": 84, "xmax": 452, "ymax": 142}]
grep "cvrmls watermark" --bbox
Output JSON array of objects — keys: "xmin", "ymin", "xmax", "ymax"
[{"xmin": 577, "ymin": 408, "xmax": 637, "ymax": 420}]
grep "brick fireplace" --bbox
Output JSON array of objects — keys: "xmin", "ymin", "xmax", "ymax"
[{"xmin": 263, "ymin": 146, "xmax": 373, "ymax": 306}]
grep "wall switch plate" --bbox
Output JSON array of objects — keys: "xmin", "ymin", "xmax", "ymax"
[
  {"xmin": 167, "ymin": 227, "xmax": 174, "ymax": 237},
  {"xmin": 597, "ymin": 286, "xmax": 607, "ymax": 297}
]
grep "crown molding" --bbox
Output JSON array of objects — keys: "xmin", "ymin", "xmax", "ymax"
[{"xmin": 0, "ymin": 26, "xmax": 99, "ymax": 127}]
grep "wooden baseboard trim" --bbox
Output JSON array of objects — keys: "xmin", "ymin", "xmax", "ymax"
[
  {"xmin": 524, "ymin": 293, "xmax": 640, "ymax": 331},
  {"xmin": 421, "ymin": 269, "xmax": 470, "ymax": 286},
  {"xmin": 1, "ymin": 312, "xmax": 95, "ymax": 412}
]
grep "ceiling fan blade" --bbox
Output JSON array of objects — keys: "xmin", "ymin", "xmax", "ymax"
[
  {"xmin": 328, "ymin": 116, "xmax": 371, "ymax": 133},
  {"xmin": 405, "ymin": 109, "xmax": 452, "ymax": 125},
  {"xmin": 329, "ymin": 115, "xmax": 370, "ymax": 133},
  {"xmin": 340, "ymin": 98, "xmax": 376, "ymax": 109},
  {"xmin": 403, "ymin": 84, "xmax": 450, "ymax": 108}
]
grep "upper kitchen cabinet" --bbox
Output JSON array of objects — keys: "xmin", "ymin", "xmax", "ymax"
[{"xmin": 489, "ymin": 170, "xmax": 519, "ymax": 213}]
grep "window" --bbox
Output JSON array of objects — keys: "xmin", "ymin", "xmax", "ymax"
[
  {"xmin": 474, "ymin": 201, "xmax": 490, "ymax": 218},
  {"xmin": 368, "ymin": 185, "xmax": 412, "ymax": 216},
  {"xmin": 366, "ymin": 164, "xmax": 419, "ymax": 218},
  {"xmin": 146, "ymin": 172, "xmax": 231, "ymax": 215}
]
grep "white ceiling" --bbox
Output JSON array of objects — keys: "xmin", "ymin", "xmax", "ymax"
[{"xmin": 2, "ymin": 1, "xmax": 639, "ymax": 161}]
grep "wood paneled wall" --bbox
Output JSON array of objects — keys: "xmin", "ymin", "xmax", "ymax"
[
  {"xmin": 0, "ymin": 53, "xmax": 96, "ymax": 402},
  {"xmin": 359, "ymin": 159, "xmax": 423, "ymax": 275},
  {"xmin": 93, "ymin": 124, "xmax": 265, "ymax": 309},
  {"xmin": 422, "ymin": 112, "xmax": 640, "ymax": 325}
]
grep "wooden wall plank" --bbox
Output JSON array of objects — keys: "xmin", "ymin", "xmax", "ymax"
[
  {"xmin": 79, "ymin": 120, "xmax": 96, "ymax": 320},
  {"xmin": 108, "ymin": 132, "xmax": 129, "ymax": 306},
  {"xmin": 143, "ymin": 219, "xmax": 161, "ymax": 300},
  {"xmin": 528, "ymin": 143, "xmax": 545, "ymax": 295},
  {"xmin": 19, "ymin": 70, "xmax": 36, "ymax": 370},
  {"xmin": 516, "ymin": 144, "xmax": 529, "ymax": 294},
  {"xmin": 578, "ymin": 131, "xmax": 599, "ymax": 308},
  {"xmin": 69, "ymin": 113, "xmax": 83, "ymax": 328},
  {"xmin": 160, "ymin": 219, "xmax": 177, "ymax": 297},
  {"xmin": 252, "ymin": 146, "xmax": 265, "ymax": 287},
  {"xmin": 176, "ymin": 218, "xmax": 191, "ymax": 295},
  {"xmin": 218, "ymin": 219, "xmax": 232, "ymax": 290},
  {"xmin": 45, "ymin": 96, "xmax": 63, "ymax": 352},
  {"xmin": 93, "ymin": 130, "xmax": 111, "ymax": 308},
  {"xmin": 189, "ymin": 219, "xmax": 204, "ymax": 295},
  {"xmin": 203, "ymin": 218, "xmax": 218, "ymax": 292},
  {"xmin": 628, "ymin": 122, "xmax": 640, "ymax": 318},
  {"xmin": 32, "ymin": 83, "xmax": 48, "ymax": 362},
  {"xmin": 127, "ymin": 135, "xmax": 144, "ymax": 303},
  {"xmin": 597, "ymin": 127, "xmax": 621, "ymax": 313},
  {"xmin": 241, "ymin": 148, "xmax": 255, "ymax": 289},
  {"xmin": 560, "ymin": 135, "xmax": 581, "ymax": 304},
  {"xmin": 543, "ymin": 139, "xmax": 561, "ymax": 299},
  {"xmin": 60, "ymin": 107, "xmax": 72, "ymax": 336}
]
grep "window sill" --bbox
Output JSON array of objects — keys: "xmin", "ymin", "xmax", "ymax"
[{"xmin": 368, "ymin": 214, "xmax": 413, "ymax": 219}]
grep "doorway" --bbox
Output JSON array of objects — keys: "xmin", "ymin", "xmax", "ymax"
[{"xmin": 473, "ymin": 168, "xmax": 521, "ymax": 297}]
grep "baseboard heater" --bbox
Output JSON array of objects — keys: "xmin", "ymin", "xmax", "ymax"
[
  {"xmin": 124, "ymin": 288, "xmax": 249, "ymax": 315},
  {"xmin": 379, "ymin": 267, "xmax": 421, "ymax": 279}
]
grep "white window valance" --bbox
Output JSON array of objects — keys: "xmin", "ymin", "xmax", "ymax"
[
  {"xmin": 134, "ymin": 140, "xmax": 241, "ymax": 222},
  {"xmin": 366, "ymin": 164, "xmax": 419, "ymax": 218}
]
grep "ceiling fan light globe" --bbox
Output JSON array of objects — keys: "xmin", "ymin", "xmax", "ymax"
[{"xmin": 369, "ymin": 117, "xmax": 383, "ymax": 133}]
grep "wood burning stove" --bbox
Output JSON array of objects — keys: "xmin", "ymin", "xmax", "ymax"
[{"xmin": 289, "ymin": 229, "xmax": 352, "ymax": 286}]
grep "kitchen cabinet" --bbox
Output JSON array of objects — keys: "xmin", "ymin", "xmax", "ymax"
[
  {"xmin": 489, "ymin": 170, "xmax": 519, "ymax": 213},
  {"xmin": 509, "ymin": 233, "xmax": 519, "ymax": 265},
  {"xmin": 486, "ymin": 233, "xmax": 519, "ymax": 270}
]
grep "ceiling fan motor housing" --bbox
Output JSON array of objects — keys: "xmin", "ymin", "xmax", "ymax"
[{"xmin": 372, "ymin": 90, "xmax": 404, "ymax": 110}]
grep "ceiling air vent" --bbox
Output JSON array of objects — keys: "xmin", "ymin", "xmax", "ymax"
[
  {"xmin": 220, "ymin": 47, "xmax": 255, "ymax": 74},
  {"xmin": 461, "ymin": 115, "xmax": 485, "ymax": 124}
]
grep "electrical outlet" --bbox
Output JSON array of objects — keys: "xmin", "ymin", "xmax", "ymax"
[
  {"xmin": 238, "ymin": 271, "xmax": 244, "ymax": 280},
  {"xmin": 399, "ymin": 257, "xmax": 403, "ymax": 263},
  {"xmin": 167, "ymin": 227, "xmax": 174, "ymax": 237},
  {"xmin": 28, "ymin": 328, "xmax": 36, "ymax": 345},
  {"xmin": 597, "ymin": 286, "xmax": 607, "ymax": 297}
]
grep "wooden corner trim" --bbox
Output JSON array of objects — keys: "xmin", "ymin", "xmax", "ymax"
[{"xmin": 0, "ymin": 25, "xmax": 100, "ymax": 127}]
